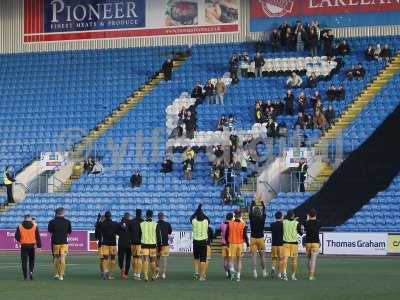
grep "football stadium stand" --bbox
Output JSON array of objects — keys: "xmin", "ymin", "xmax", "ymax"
[{"xmin": 0, "ymin": 36, "xmax": 399, "ymax": 233}]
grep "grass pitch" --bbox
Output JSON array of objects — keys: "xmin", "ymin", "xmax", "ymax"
[{"xmin": 0, "ymin": 253, "xmax": 398, "ymax": 300}]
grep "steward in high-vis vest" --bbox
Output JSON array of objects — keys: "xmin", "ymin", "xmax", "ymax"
[
  {"xmin": 15, "ymin": 215, "xmax": 42, "ymax": 280},
  {"xmin": 3, "ymin": 167, "xmax": 16, "ymax": 204},
  {"xmin": 190, "ymin": 204, "xmax": 210, "ymax": 281},
  {"xmin": 280, "ymin": 210, "xmax": 303, "ymax": 281},
  {"xmin": 140, "ymin": 210, "xmax": 158, "ymax": 281}
]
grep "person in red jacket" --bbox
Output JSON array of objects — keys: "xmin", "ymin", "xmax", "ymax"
[{"xmin": 15, "ymin": 214, "xmax": 42, "ymax": 280}]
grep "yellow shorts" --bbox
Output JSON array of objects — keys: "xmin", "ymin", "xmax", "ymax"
[
  {"xmin": 305, "ymin": 243, "xmax": 320, "ymax": 255},
  {"xmin": 53, "ymin": 244, "xmax": 68, "ymax": 256},
  {"xmin": 141, "ymin": 247, "xmax": 157, "ymax": 257},
  {"xmin": 131, "ymin": 245, "xmax": 142, "ymax": 257},
  {"xmin": 100, "ymin": 245, "xmax": 117, "ymax": 257},
  {"xmin": 283, "ymin": 244, "xmax": 299, "ymax": 258},
  {"xmin": 97, "ymin": 245, "xmax": 102, "ymax": 257},
  {"xmin": 158, "ymin": 246, "xmax": 170, "ymax": 257},
  {"xmin": 250, "ymin": 237, "xmax": 265, "ymax": 253},
  {"xmin": 271, "ymin": 246, "xmax": 284, "ymax": 258},
  {"xmin": 229, "ymin": 243, "xmax": 243, "ymax": 257},
  {"xmin": 207, "ymin": 245, "xmax": 212, "ymax": 260},
  {"xmin": 221, "ymin": 245, "xmax": 230, "ymax": 257}
]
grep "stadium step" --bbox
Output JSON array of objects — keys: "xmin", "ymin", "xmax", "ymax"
[
  {"xmin": 310, "ymin": 53, "xmax": 400, "ymax": 192},
  {"xmin": 62, "ymin": 52, "xmax": 189, "ymax": 188}
]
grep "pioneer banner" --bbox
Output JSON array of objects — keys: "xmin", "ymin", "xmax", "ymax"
[
  {"xmin": 250, "ymin": 0, "xmax": 400, "ymax": 32},
  {"xmin": 24, "ymin": 0, "xmax": 239, "ymax": 42}
]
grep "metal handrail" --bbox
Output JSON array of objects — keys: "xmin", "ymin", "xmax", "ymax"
[{"xmin": 258, "ymin": 180, "xmax": 278, "ymax": 197}]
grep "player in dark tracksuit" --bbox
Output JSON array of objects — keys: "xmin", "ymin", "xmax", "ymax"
[
  {"xmin": 129, "ymin": 209, "xmax": 144, "ymax": 280},
  {"xmin": 98, "ymin": 211, "xmax": 120, "ymax": 280},
  {"xmin": 118, "ymin": 213, "xmax": 132, "ymax": 280}
]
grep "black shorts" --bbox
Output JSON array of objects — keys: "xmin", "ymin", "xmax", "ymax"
[{"xmin": 193, "ymin": 240, "xmax": 207, "ymax": 262}]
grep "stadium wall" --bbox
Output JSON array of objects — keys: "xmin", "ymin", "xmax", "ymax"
[{"xmin": 1, "ymin": 0, "xmax": 400, "ymax": 54}]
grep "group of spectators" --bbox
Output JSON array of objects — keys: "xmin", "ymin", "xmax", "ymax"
[
  {"xmin": 83, "ymin": 157, "xmax": 103, "ymax": 175},
  {"xmin": 229, "ymin": 51, "xmax": 267, "ymax": 79},
  {"xmin": 365, "ymin": 44, "xmax": 392, "ymax": 61},
  {"xmin": 217, "ymin": 114, "xmax": 235, "ymax": 131},
  {"xmin": 346, "ymin": 63, "xmax": 365, "ymax": 81},
  {"xmin": 192, "ymin": 79, "xmax": 227, "ymax": 105},
  {"xmin": 269, "ymin": 20, "xmax": 346, "ymax": 57}
]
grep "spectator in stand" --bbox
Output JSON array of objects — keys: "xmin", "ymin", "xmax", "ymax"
[
  {"xmin": 183, "ymin": 147, "xmax": 195, "ymax": 180},
  {"xmin": 310, "ymin": 91, "xmax": 321, "ymax": 111},
  {"xmin": 295, "ymin": 112, "xmax": 307, "ymax": 130},
  {"xmin": 321, "ymin": 30, "xmax": 334, "ymax": 57},
  {"xmin": 221, "ymin": 185, "xmax": 234, "ymax": 205},
  {"xmin": 346, "ymin": 66, "xmax": 356, "ymax": 81},
  {"xmin": 365, "ymin": 45, "xmax": 375, "ymax": 61},
  {"xmin": 297, "ymin": 159, "xmax": 308, "ymax": 192},
  {"xmin": 162, "ymin": 58, "xmax": 174, "ymax": 81},
  {"xmin": 287, "ymin": 72, "xmax": 303, "ymax": 88},
  {"xmin": 282, "ymin": 27, "xmax": 295, "ymax": 50},
  {"xmin": 314, "ymin": 110, "xmax": 327, "ymax": 134},
  {"xmin": 294, "ymin": 22, "xmax": 306, "ymax": 52},
  {"xmin": 307, "ymin": 72, "xmax": 318, "ymax": 88},
  {"xmin": 309, "ymin": 27, "xmax": 319, "ymax": 57},
  {"xmin": 274, "ymin": 99, "xmax": 285, "ymax": 116},
  {"xmin": 84, "ymin": 157, "xmax": 95, "ymax": 173},
  {"xmin": 239, "ymin": 52, "xmax": 250, "ymax": 77},
  {"xmin": 267, "ymin": 120, "xmax": 280, "ymax": 138},
  {"xmin": 335, "ymin": 40, "xmax": 350, "ymax": 56},
  {"xmin": 229, "ymin": 54, "xmax": 239, "ymax": 78},
  {"xmin": 160, "ymin": 159, "xmax": 173, "ymax": 173},
  {"xmin": 336, "ymin": 85, "xmax": 345, "ymax": 101},
  {"xmin": 184, "ymin": 111, "xmax": 196, "ymax": 139},
  {"xmin": 373, "ymin": 44, "xmax": 382, "ymax": 60},
  {"xmin": 326, "ymin": 84, "xmax": 336, "ymax": 102},
  {"xmin": 253, "ymin": 52, "xmax": 265, "ymax": 78},
  {"xmin": 169, "ymin": 125, "xmax": 183, "ymax": 139},
  {"xmin": 215, "ymin": 78, "xmax": 226, "ymax": 105},
  {"xmin": 255, "ymin": 101, "xmax": 263, "ymax": 123},
  {"xmin": 183, "ymin": 160, "xmax": 192, "ymax": 180},
  {"xmin": 354, "ymin": 63, "xmax": 366, "ymax": 79},
  {"xmin": 217, "ymin": 115, "xmax": 228, "ymax": 131},
  {"xmin": 270, "ymin": 28, "xmax": 281, "ymax": 52},
  {"xmin": 227, "ymin": 115, "xmax": 235, "ymax": 131},
  {"xmin": 380, "ymin": 44, "xmax": 392, "ymax": 61},
  {"xmin": 279, "ymin": 21, "xmax": 290, "ymax": 46},
  {"xmin": 191, "ymin": 81, "xmax": 203, "ymax": 101},
  {"xmin": 284, "ymin": 90, "xmax": 295, "ymax": 116},
  {"xmin": 184, "ymin": 147, "xmax": 195, "ymax": 166},
  {"xmin": 298, "ymin": 92, "xmax": 307, "ymax": 113},
  {"xmin": 314, "ymin": 98, "xmax": 323, "ymax": 114},
  {"xmin": 212, "ymin": 145, "xmax": 224, "ymax": 159},
  {"xmin": 204, "ymin": 80, "xmax": 215, "ymax": 104},
  {"xmin": 130, "ymin": 170, "xmax": 142, "ymax": 188},
  {"xmin": 212, "ymin": 161, "xmax": 224, "ymax": 183},
  {"xmin": 324, "ymin": 105, "xmax": 336, "ymax": 128},
  {"xmin": 306, "ymin": 113, "xmax": 315, "ymax": 129}
]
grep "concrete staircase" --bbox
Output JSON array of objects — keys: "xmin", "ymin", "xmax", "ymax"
[
  {"xmin": 60, "ymin": 54, "xmax": 189, "ymax": 190},
  {"xmin": 309, "ymin": 54, "xmax": 400, "ymax": 191}
]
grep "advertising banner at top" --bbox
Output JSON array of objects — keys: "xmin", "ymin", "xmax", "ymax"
[
  {"xmin": 250, "ymin": 0, "xmax": 400, "ymax": 32},
  {"xmin": 24, "ymin": 0, "xmax": 240, "ymax": 42}
]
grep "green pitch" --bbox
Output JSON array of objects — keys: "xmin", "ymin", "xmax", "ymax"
[{"xmin": 0, "ymin": 254, "xmax": 399, "ymax": 300}]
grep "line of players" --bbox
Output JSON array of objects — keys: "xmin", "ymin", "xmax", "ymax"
[
  {"xmin": 94, "ymin": 201, "xmax": 321, "ymax": 282},
  {"xmin": 14, "ymin": 203, "xmax": 321, "ymax": 282}
]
